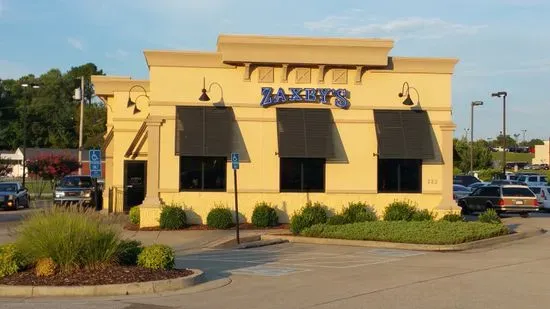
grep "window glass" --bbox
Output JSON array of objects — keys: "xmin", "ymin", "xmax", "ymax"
[
  {"xmin": 0, "ymin": 184, "xmax": 17, "ymax": 192},
  {"xmin": 378, "ymin": 159, "xmax": 422, "ymax": 193},
  {"xmin": 518, "ymin": 176, "xmax": 526, "ymax": 182},
  {"xmin": 180, "ymin": 156, "xmax": 226, "ymax": 191},
  {"xmin": 280, "ymin": 158, "xmax": 325, "ymax": 192},
  {"xmin": 541, "ymin": 176, "xmax": 547, "ymax": 183},
  {"xmin": 529, "ymin": 176, "xmax": 538, "ymax": 182},
  {"xmin": 530, "ymin": 187, "xmax": 541, "ymax": 194},
  {"xmin": 60, "ymin": 177, "xmax": 92, "ymax": 187},
  {"xmin": 502, "ymin": 187, "xmax": 535, "ymax": 197}
]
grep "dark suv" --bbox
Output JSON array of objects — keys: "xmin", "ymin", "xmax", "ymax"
[
  {"xmin": 457, "ymin": 185, "xmax": 538, "ymax": 217},
  {"xmin": 54, "ymin": 176, "xmax": 102, "ymax": 208}
]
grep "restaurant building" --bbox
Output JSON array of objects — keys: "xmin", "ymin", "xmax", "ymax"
[{"xmin": 92, "ymin": 34, "xmax": 458, "ymax": 227}]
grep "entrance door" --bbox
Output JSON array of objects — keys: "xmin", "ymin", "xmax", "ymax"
[{"xmin": 124, "ymin": 160, "xmax": 146, "ymax": 212}]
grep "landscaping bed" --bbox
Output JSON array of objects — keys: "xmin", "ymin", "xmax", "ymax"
[
  {"xmin": 124, "ymin": 223, "xmax": 290, "ymax": 231},
  {"xmin": 300, "ymin": 221, "xmax": 510, "ymax": 245},
  {"xmin": 0, "ymin": 265, "xmax": 192, "ymax": 286}
]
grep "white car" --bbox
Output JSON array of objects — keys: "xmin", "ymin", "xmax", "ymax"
[
  {"xmin": 529, "ymin": 186, "xmax": 550, "ymax": 211},
  {"xmin": 517, "ymin": 174, "xmax": 548, "ymax": 187}
]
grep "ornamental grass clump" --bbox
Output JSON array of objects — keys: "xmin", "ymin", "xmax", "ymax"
[{"xmin": 15, "ymin": 205, "xmax": 121, "ymax": 273}]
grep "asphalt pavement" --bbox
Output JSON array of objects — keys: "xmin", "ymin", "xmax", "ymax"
[{"xmin": 1, "ymin": 209, "xmax": 550, "ymax": 308}]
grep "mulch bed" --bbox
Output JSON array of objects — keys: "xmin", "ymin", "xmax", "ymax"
[
  {"xmin": 125, "ymin": 223, "xmax": 290, "ymax": 231},
  {"xmin": 0, "ymin": 265, "xmax": 193, "ymax": 286}
]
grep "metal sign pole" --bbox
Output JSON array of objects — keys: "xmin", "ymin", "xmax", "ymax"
[
  {"xmin": 231, "ymin": 152, "xmax": 240, "ymax": 244},
  {"xmin": 234, "ymin": 168, "xmax": 240, "ymax": 244}
]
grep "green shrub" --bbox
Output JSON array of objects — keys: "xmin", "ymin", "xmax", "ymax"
[
  {"xmin": 301, "ymin": 221, "xmax": 509, "ymax": 245},
  {"xmin": 411, "ymin": 209, "xmax": 435, "ymax": 221},
  {"xmin": 453, "ymin": 167, "xmax": 462, "ymax": 176},
  {"xmin": 477, "ymin": 169, "xmax": 501, "ymax": 182},
  {"xmin": 137, "ymin": 244, "xmax": 175, "ymax": 270},
  {"xmin": 342, "ymin": 202, "xmax": 377, "ymax": 223},
  {"xmin": 251, "ymin": 202, "xmax": 279, "ymax": 228},
  {"xmin": 327, "ymin": 215, "xmax": 348, "ymax": 225},
  {"xmin": 129, "ymin": 206, "xmax": 140, "ymax": 225},
  {"xmin": 383, "ymin": 200, "xmax": 417, "ymax": 221},
  {"xmin": 15, "ymin": 206, "xmax": 121, "ymax": 272},
  {"xmin": 0, "ymin": 244, "xmax": 25, "ymax": 278},
  {"xmin": 117, "ymin": 240, "xmax": 143, "ymax": 266},
  {"xmin": 207, "ymin": 206, "xmax": 234, "ymax": 229},
  {"xmin": 289, "ymin": 202, "xmax": 327, "ymax": 235},
  {"xmin": 439, "ymin": 213, "xmax": 465, "ymax": 222},
  {"xmin": 478, "ymin": 209, "xmax": 502, "ymax": 224},
  {"xmin": 159, "ymin": 205, "xmax": 187, "ymax": 230}
]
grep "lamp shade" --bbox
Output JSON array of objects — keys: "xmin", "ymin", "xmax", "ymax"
[
  {"xmin": 402, "ymin": 94, "xmax": 414, "ymax": 106},
  {"xmin": 133, "ymin": 105, "xmax": 141, "ymax": 114},
  {"xmin": 127, "ymin": 97, "xmax": 135, "ymax": 108},
  {"xmin": 198, "ymin": 89, "xmax": 210, "ymax": 101}
]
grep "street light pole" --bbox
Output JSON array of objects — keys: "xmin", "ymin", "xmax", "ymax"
[
  {"xmin": 78, "ymin": 77, "xmax": 84, "ymax": 175},
  {"xmin": 470, "ymin": 101, "xmax": 483, "ymax": 174},
  {"xmin": 492, "ymin": 91, "xmax": 507, "ymax": 175},
  {"xmin": 20, "ymin": 83, "xmax": 40, "ymax": 188}
]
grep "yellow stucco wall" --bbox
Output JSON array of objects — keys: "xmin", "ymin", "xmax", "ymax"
[{"xmin": 93, "ymin": 35, "xmax": 458, "ymax": 227}]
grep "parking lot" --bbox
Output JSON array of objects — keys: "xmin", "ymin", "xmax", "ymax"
[{"xmin": 177, "ymin": 244, "xmax": 426, "ymax": 277}]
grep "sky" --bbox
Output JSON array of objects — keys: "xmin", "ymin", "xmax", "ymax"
[{"xmin": 1, "ymin": 0, "xmax": 549, "ymax": 141}]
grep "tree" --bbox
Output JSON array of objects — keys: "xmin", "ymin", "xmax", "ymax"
[
  {"xmin": 453, "ymin": 138, "xmax": 493, "ymax": 173},
  {"xmin": 0, "ymin": 63, "xmax": 106, "ymax": 150},
  {"xmin": 26, "ymin": 154, "xmax": 80, "ymax": 181},
  {"xmin": 526, "ymin": 138, "xmax": 545, "ymax": 148},
  {"xmin": 0, "ymin": 159, "xmax": 13, "ymax": 177}
]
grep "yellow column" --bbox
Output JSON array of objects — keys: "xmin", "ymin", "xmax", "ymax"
[
  {"xmin": 436, "ymin": 124, "xmax": 460, "ymax": 214},
  {"xmin": 139, "ymin": 116, "xmax": 164, "ymax": 227}
]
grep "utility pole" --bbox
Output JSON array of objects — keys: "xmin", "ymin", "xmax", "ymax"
[
  {"xmin": 78, "ymin": 77, "xmax": 84, "ymax": 175},
  {"xmin": 470, "ymin": 101, "xmax": 483, "ymax": 174},
  {"xmin": 522, "ymin": 129, "xmax": 527, "ymax": 144}
]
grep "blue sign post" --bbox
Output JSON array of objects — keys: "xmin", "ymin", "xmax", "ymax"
[
  {"xmin": 231, "ymin": 152, "xmax": 240, "ymax": 243},
  {"xmin": 89, "ymin": 149, "xmax": 102, "ymax": 178}
]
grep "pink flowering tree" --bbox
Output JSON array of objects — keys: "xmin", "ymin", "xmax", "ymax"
[{"xmin": 26, "ymin": 155, "xmax": 80, "ymax": 197}]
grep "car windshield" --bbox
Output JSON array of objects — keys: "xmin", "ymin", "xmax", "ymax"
[
  {"xmin": 502, "ymin": 187, "xmax": 535, "ymax": 197},
  {"xmin": 530, "ymin": 187, "xmax": 542, "ymax": 194},
  {"xmin": 0, "ymin": 184, "xmax": 17, "ymax": 192},
  {"xmin": 59, "ymin": 177, "xmax": 93, "ymax": 188}
]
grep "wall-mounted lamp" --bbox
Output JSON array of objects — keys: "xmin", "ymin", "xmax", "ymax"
[
  {"xmin": 127, "ymin": 85, "xmax": 149, "ymax": 114},
  {"xmin": 398, "ymin": 82, "xmax": 420, "ymax": 106},
  {"xmin": 198, "ymin": 77, "xmax": 224, "ymax": 103}
]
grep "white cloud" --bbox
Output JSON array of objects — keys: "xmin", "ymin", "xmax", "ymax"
[
  {"xmin": 105, "ymin": 49, "xmax": 129, "ymax": 59},
  {"xmin": 305, "ymin": 14, "xmax": 487, "ymax": 40},
  {"xmin": 67, "ymin": 37, "xmax": 84, "ymax": 51}
]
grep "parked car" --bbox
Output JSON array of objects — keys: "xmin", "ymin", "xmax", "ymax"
[
  {"xmin": 0, "ymin": 182, "xmax": 30, "ymax": 210},
  {"xmin": 453, "ymin": 184, "xmax": 471, "ymax": 200},
  {"xmin": 457, "ymin": 185, "xmax": 538, "ymax": 217},
  {"xmin": 490, "ymin": 179, "xmax": 527, "ymax": 186},
  {"xmin": 54, "ymin": 176, "xmax": 102, "ymax": 208},
  {"xmin": 529, "ymin": 186, "xmax": 550, "ymax": 211},
  {"xmin": 468, "ymin": 182, "xmax": 488, "ymax": 190},
  {"xmin": 517, "ymin": 174, "xmax": 548, "ymax": 187},
  {"xmin": 453, "ymin": 175, "xmax": 481, "ymax": 187}
]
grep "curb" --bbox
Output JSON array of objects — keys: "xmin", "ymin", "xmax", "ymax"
[
  {"xmin": 0, "ymin": 269, "xmax": 205, "ymax": 297},
  {"xmin": 206, "ymin": 235, "xmax": 261, "ymax": 249},
  {"xmin": 261, "ymin": 229, "xmax": 545, "ymax": 252},
  {"xmin": 237, "ymin": 238, "xmax": 289, "ymax": 249}
]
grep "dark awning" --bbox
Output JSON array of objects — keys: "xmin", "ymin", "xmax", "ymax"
[
  {"xmin": 276, "ymin": 108, "xmax": 334, "ymax": 158},
  {"xmin": 373, "ymin": 110, "xmax": 435, "ymax": 160},
  {"xmin": 175, "ymin": 106, "xmax": 234, "ymax": 157}
]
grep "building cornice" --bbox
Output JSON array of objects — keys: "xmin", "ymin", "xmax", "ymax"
[
  {"xmin": 91, "ymin": 76, "xmax": 150, "ymax": 96},
  {"xmin": 216, "ymin": 34, "xmax": 394, "ymax": 66},
  {"xmin": 371, "ymin": 57, "xmax": 459, "ymax": 74},
  {"xmin": 143, "ymin": 51, "xmax": 236, "ymax": 68}
]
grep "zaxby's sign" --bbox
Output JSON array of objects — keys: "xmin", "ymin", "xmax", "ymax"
[{"xmin": 260, "ymin": 87, "xmax": 350, "ymax": 109}]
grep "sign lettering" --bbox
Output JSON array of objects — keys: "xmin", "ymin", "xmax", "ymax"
[{"xmin": 260, "ymin": 87, "xmax": 350, "ymax": 109}]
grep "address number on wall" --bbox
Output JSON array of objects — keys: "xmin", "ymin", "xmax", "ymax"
[{"xmin": 427, "ymin": 179, "xmax": 438, "ymax": 185}]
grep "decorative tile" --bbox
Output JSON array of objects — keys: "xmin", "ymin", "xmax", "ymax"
[
  {"xmin": 258, "ymin": 67, "xmax": 274, "ymax": 83},
  {"xmin": 332, "ymin": 68, "xmax": 348, "ymax": 84},
  {"xmin": 295, "ymin": 68, "xmax": 311, "ymax": 84}
]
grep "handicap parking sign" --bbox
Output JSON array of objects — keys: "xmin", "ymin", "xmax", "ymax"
[
  {"xmin": 89, "ymin": 149, "xmax": 102, "ymax": 178},
  {"xmin": 231, "ymin": 153, "xmax": 239, "ymax": 170}
]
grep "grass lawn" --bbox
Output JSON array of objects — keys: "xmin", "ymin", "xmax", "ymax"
[
  {"xmin": 301, "ymin": 221, "xmax": 509, "ymax": 245},
  {"xmin": 491, "ymin": 152, "xmax": 533, "ymax": 162}
]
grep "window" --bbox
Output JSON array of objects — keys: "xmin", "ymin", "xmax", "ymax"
[
  {"xmin": 529, "ymin": 176, "xmax": 538, "ymax": 182},
  {"xmin": 180, "ymin": 157, "xmax": 226, "ymax": 191},
  {"xmin": 280, "ymin": 158, "xmax": 325, "ymax": 192},
  {"xmin": 502, "ymin": 187, "xmax": 535, "ymax": 197},
  {"xmin": 378, "ymin": 159, "xmax": 422, "ymax": 193},
  {"xmin": 530, "ymin": 187, "xmax": 542, "ymax": 194},
  {"xmin": 542, "ymin": 176, "xmax": 548, "ymax": 183}
]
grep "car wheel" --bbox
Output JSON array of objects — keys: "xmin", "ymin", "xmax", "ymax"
[
  {"xmin": 24, "ymin": 195, "xmax": 30, "ymax": 208},
  {"xmin": 459, "ymin": 201, "xmax": 470, "ymax": 215},
  {"xmin": 520, "ymin": 212, "xmax": 529, "ymax": 218}
]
